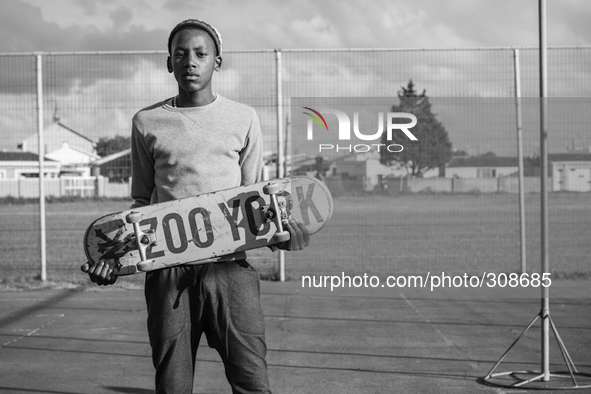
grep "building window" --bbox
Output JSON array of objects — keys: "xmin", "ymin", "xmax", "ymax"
[{"xmin": 477, "ymin": 168, "xmax": 496, "ymax": 178}]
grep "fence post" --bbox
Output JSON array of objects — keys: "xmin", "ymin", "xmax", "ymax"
[
  {"xmin": 538, "ymin": 0, "xmax": 551, "ymax": 380},
  {"xmin": 36, "ymin": 53, "xmax": 47, "ymax": 282},
  {"xmin": 513, "ymin": 48, "xmax": 527, "ymax": 274},
  {"xmin": 275, "ymin": 49, "xmax": 284, "ymax": 179},
  {"xmin": 275, "ymin": 49, "xmax": 286, "ymax": 282}
]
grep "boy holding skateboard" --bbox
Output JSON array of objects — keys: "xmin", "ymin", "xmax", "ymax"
[{"xmin": 83, "ymin": 19, "xmax": 309, "ymax": 393}]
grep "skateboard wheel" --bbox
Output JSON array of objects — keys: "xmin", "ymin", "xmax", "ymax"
[
  {"xmin": 263, "ymin": 183, "xmax": 280, "ymax": 195},
  {"xmin": 137, "ymin": 260, "xmax": 155, "ymax": 272},
  {"xmin": 272, "ymin": 231, "xmax": 290, "ymax": 244},
  {"xmin": 126, "ymin": 211, "xmax": 142, "ymax": 224}
]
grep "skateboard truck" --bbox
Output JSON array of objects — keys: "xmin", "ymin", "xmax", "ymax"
[
  {"xmin": 125, "ymin": 211, "xmax": 158, "ymax": 272},
  {"xmin": 262, "ymin": 182, "xmax": 291, "ymax": 244}
]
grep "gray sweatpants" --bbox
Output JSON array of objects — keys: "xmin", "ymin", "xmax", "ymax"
[{"xmin": 144, "ymin": 261, "xmax": 271, "ymax": 394}]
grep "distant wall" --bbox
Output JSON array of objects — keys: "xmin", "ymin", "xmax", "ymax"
[
  {"xmin": 451, "ymin": 178, "xmax": 499, "ymax": 193},
  {"xmin": 0, "ymin": 176, "xmax": 131, "ymax": 198},
  {"xmin": 324, "ymin": 176, "xmax": 365, "ymax": 196},
  {"xmin": 0, "ymin": 175, "xmax": 563, "ymax": 199},
  {"xmin": 380, "ymin": 176, "xmax": 551, "ymax": 194},
  {"xmin": 406, "ymin": 177, "xmax": 453, "ymax": 193},
  {"xmin": 102, "ymin": 180, "xmax": 131, "ymax": 198},
  {"xmin": 0, "ymin": 178, "xmax": 83, "ymax": 198},
  {"xmin": 498, "ymin": 177, "xmax": 542, "ymax": 193}
]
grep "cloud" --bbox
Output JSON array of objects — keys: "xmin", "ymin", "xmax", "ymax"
[
  {"xmin": 2, "ymin": 0, "xmax": 591, "ymax": 157},
  {"xmin": 0, "ymin": 0, "xmax": 78, "ymax": 52},
  {"xmin": 548, "ymin": 0, "xmax": 591, "ymax": 45},
  {"xmin": 5, "ymin": 0, "xmax": 591, "ymax": 54},
  {"xmin": 111, "ymin": 7, "xmax": 133, "ymax": 31},
  {"xmin": 288, "ymin": 15, "xmax": 343, "ymax": 48},
  {"xmin": 2, "ymin": 0, "xmax": 167, "ymax": 52}
]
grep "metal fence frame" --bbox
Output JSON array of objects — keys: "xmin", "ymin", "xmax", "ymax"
[{"xmin": 1, "ymin": 45, "xmax": 590, "ymax": 281}]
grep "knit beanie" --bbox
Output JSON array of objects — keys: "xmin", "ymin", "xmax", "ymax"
[{"xmin": 168, "ymin": 19, "xmax": 223, "ymax": 56}]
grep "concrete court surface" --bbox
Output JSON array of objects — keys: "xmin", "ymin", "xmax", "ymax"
[{"xmin": 0, "ymin": 280, "xmax": 590, "ymax": 394}]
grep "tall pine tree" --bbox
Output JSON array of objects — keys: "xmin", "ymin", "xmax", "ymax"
[{"xmin": 380, "ymin": 81, "xmax": 452, "ymax": 177}]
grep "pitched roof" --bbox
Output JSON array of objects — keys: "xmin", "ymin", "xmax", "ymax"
[
  {"xmin": 91, "ymin": 148, "xmax": 131, "ymax": 166},
  {"xmin": 0, "ymin": 151, "xmax": 57, "ymax": 162},
  {"xmin": 51, "ymin": 142, "xmax": 101, "ymax": 160},
  {"xmin": 52, "ymin": 121, "xmax": 97, "ymax": 144},
  {"xmin": 448, "ymin": 156, "xmax": 518, "ymax": 168},
  {"xmin": 22, "ymin": 121, "xmax": 97, "ymax": 145},
  {"xmin": 548, "ymin": 153, "xmax": 591, "ymax": 162}
]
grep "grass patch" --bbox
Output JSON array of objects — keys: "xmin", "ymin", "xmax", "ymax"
[
  {"xmin": 0, "ymin": 195, "xmax": 132, "ymax": 205},
  {"xmin": 1, "ymin": 193, "xmax": 589, "ymax": 287}
]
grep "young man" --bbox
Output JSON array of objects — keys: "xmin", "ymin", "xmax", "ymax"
[{"xmin": 83, "ymin": 19, "xmax": 309, "ymax": 394}]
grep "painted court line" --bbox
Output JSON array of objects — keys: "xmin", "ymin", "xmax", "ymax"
[
  {"xmin": 400, "ymin": 293, "xmax": 480, "ymax": 372},
  {"xmin": 1, "ymin": 313, "xmax": 65, "ymax": 347}
]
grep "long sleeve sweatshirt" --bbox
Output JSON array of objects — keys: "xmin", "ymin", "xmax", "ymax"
[{"xmin": 130, "ymin": 95, "xmax": 263, "ymax": 208}]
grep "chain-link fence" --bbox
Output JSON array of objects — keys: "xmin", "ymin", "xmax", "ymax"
[{"xmin": 0, "ymin": 46, "xmax": 590, "ymax": 282}]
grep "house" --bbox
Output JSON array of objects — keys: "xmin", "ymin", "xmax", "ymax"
[
  {"xmin": 19, "ymin": 120, "xmax": 97, "ymax": 156},
  {"xmin": 332, "ymin": 152, "xmax": 439, "ymax": 190},
  {"xmin": 291, "ymin": 155, "xmax": 334, "ymax": 177},
  {"xmin": 91, "ymin": 148, "xmax": 132, "ymax": 182},
  {"xmin": 18, "ymin": 119, "xmax": 98, "ymax": 176},
  {"xmin": 550, "ymin": 153, "xmax": 591, "ymax": 192},
  {"xmin": 46, "ymin": 142, "xmax": 101, "ymax": 176},
  {"xmin": 0, "ymin": 151, "xmax": 61, "ymax": 179},
  {"xmin": 445, "ymin": 156, "xmax": 519, "ymax": 178},
  {"xmin": 262, "ymin": 152, "xmax": 312, "ymax": 179}
]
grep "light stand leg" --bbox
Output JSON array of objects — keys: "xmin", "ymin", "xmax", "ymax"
[
  {"xmin": 485, "ymin": 313, "xmax": 539, "ymax": 379},
  {"xmin": 549, "ymin": 315, "xmax": 578, "ymax": 385},
  {"xmin": 483, "ymin": 310, "xmax": 591, "ymax": 390}
]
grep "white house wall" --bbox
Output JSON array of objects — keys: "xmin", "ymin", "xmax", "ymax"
[
  {"xmin": 45, "ymin": 143, "xmax": 99, "ymax": 166},
  {"xmin": 0, "ymin": 161, "xmax": 61, "ymax": 179},
  {"xmin": 446, "ymin": 167, "xmax": 476, "ymax": 178},
  {"xmin": 552, "ymin": 162, "xmax": 591, "ymax": 192},
  {"xmin": 446, "ymin": 166, "xmax": 517, "ymax": 179},
  {"xmin": 494, "ymin": 167, "xmax": 519, "ymax": 177}
]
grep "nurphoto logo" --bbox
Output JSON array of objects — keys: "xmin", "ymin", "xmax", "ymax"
[{"xmin": 302, "ymin": 107, "xmax": 418, "ymax": 153}]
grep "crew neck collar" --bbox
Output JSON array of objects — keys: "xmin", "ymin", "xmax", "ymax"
[{"xmin": 164, "ymin": 94, "xmax": 221, "ymax": 111}]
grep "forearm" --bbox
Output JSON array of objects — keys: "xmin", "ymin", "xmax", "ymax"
[
  {"xmin": 239, "ymin": 111, "xmax": 264, "ymax": 185},
  {"xmin": 130, "ymin": 123, "xmax": 155, "ymax": 208}
]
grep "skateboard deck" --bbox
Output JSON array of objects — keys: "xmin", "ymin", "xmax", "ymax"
[{"xmin": 83, "ymin": 176, "xmax": 333, "ymax": 276}]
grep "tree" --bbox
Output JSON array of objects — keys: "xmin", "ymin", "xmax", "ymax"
[
  {"xmin": 479, "ymin": 151, "xmax": 497, "ymax": 158},
  {"xmin": 96, "ymin": 135, "xmax": 131, "ymax": 157},
  {"xmin": 380, "ymin": 81, "xmax": 453, "ymax": 177}
]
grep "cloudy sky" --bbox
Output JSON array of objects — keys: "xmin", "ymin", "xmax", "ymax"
[
  {"xmin": 1, "ymin": 0, "xmax": 590, "ymax": 156},
  {"xmin": 1, "ymin": 0, "xmax": 590, "ymax": 52}
]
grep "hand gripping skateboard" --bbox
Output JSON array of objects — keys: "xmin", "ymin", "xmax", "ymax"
[{"xmin": 82, "ymin": 176, "xmax": 333, "ymax": 276}]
